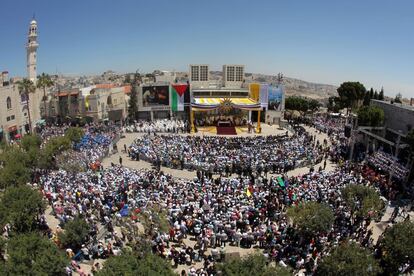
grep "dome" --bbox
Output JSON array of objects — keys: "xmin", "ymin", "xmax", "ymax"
[{"xmin": 30, "ymin": 19, "xmax": 37, "ymax": 25}]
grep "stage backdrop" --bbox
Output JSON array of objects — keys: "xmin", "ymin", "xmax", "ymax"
[{"xmin": 142, "ymin": 85, "xmax": 169, "ymax": 107}]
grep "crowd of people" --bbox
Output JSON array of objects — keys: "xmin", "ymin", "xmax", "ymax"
[
  {"xmin": 128, "ymin": 128, "xmax": 326, "ymax": 174},
  {"xmin": 37, "ymin": 158, "xmax": 391, "ymax": 275},
  {"xmin": 25, "ymin": 116, "xmax": 411, "ymax": 275},
  {"xmin": 367, "ymin": 150, "xmax": 409, "ymax": 180},
  {"xmin": 124, "ymin": 119, "xmax": 188, "ymax": 134}
]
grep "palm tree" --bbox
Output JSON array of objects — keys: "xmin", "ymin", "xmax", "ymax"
[
  {"xmin": 36, "ymin": 73, "xmax": 54, "ymax": 118},
  {"xmin": 17, "ymin": 78, "xmax": 36, "ymax": 134}
]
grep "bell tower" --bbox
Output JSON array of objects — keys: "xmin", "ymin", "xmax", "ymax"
[{"xmin": 26, "ymin": 17, "xmax": 38, "ymax": 82}]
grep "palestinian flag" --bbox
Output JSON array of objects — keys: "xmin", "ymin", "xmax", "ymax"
[{"xmin": 171, "ymin": 84, "xmax": 188, "ymax": 112}]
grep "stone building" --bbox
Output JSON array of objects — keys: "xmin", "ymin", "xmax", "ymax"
[{"xmin": 0, "ymin": 18, "xmax": 42, "ymax": 141}]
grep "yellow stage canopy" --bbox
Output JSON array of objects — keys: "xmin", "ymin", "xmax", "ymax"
[{"xmin": 192, "ymin": 97, "xmax": 261, "ymax": 111}]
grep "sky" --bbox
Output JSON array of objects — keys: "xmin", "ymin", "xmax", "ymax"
[{"xmin": 0, "ymin": 0, "xmax": 413, "ymax": 98}]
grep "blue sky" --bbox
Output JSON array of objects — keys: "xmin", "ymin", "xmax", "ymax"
[{"xmin": 0, "ymin": 0, "xmax": 413, "ymax": 97}]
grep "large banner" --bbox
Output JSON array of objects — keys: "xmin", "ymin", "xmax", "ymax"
[
  {"xmin": 268, "ymin": 85, "xmax": 284, "ymax": 111},
  {"xmin": 142, "ymin": 85, "xmax": 169, "ymax": 107}
]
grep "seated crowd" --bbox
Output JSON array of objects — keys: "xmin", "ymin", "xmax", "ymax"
[
  {"xmin": 125, "ymin": 119, "xmax": 188, "ymax": 134},
  {"xmin": 128, "ymin": 129, "xmax": 326, "ymax": 174}
]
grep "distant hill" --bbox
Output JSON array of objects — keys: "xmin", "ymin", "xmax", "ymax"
[
  {"xmin": 210, "ymin": 71, "xmax": 338, "ymax": 101},
  {"xmin": 248, "ymin": 73, "xmax": 338, "ymax": 100}
]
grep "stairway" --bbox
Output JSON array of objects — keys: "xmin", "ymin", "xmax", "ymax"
[{"xmin": 216, "ymin": 126, "xmax": 237, "ymax": 135}]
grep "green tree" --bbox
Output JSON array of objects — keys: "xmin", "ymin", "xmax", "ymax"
[
  {"xmin": 337, "ymin": 82, "xmax": 367, "ymax": 110},
  {"xmin": 0, "ymin": 233, "xmax": 68, "ymax": 275},
  {"xmin": 124, "ymin": 74, "xmax": 132, "ymax": 84},
  {"xmin": 0, "ymin": 146, "xmax": 31, "ymax": 188},
  {"xmin": 369, "ymin": 88, "xmax": 374, "ymax": 99},
  {"xmin": 96, "ymin": 250, "xmax": 175, "ymax": 276},
  {"xmin": 128, "ymin": 84, "xmax": 139, "ymax": 120},
  {"xmin": 58, "ymin": 216, "xmax": 90, "ymax": 251},
  {"xmin": 65, "ymin": 127, "xmax": 84, "ymax": 143},
  {"xmin": 357, "ymin": 106, "xmax": 384, "ymax": 127},
  {"xmin": 21, "ymin": 134, "xmax": 41, "ymax": 152},
  {"xmin": 287, "ymin": 202, "xmax": 334, "ymax": 236},
  {"xmin": 394, "ymin": 93, "xmax": 402, "ymax": 103},
  {"xmin": 379, "ymin": 221, "xmax": 414, "ymax": 275},
  {"xmin": 379, "ymin": 87, "xmax": 385, "ymax": 100},
  {"xmin": 36, "ymin": 73, "xmax": 54, "ymax": 118},
  {"xmin": 38, "ymin": 136, "xmax": 72, "ymax": 169},
  {"xmin": 316, "ymin": 241, "xmax": 381, "ymax": 276},
  {"xmin": 341, "ymin": 185, "xmax": 384, "ymax": 222},
  {"xmin": 0, "ymin": 185, "xmax": 46, "ymax": 233},
  {"xmin": 17, "ymin": 78, "xmax": 36, "ymax": 133},
  {"xmin": 217, "ymin": 253, "xmax": 291, "ymax": 276},
  {"xmin": 20, "ymin": 134, "xmax": 42, "ymax": 167},
  {"xmin": 373, "ymin": 90, "xmax": 379, "ymax": 100},
  {"xmin": 327, "ymin": 96, "xmax": 341, "ymax": 112}
]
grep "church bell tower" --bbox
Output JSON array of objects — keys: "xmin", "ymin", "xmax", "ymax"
[{"xmin": 26, "ymin": 17, "xmax": 38, "ymax": 82}]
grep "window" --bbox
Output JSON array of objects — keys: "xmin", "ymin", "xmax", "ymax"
[
  {"xmin": 21, "ymin": 94, "xmax": 27, "ymax": 103},
  {"xmin": 6, "ymin": 116, "xmax": 10, "ymax": 122},
  {"xmin": 227, "ymin": 67, "xmax": 235, "ymax": 81},
  {"xmin": 191, "ymin": 66, "xmax": 199, "ymax": 81},
  {"xmin": 235, "ymin": 67, "xmax": 244, "ymax": 81},
  {"xmin": 6, "ymin": 97, "xmax": 12, "ymax": 109},
  {"xmin": 11, "ymin": 115, "xmax": 15, "ymax": 120},
  {"xmin": 200, "ymin": 66, "xmax": 208, "ymax": 81}
]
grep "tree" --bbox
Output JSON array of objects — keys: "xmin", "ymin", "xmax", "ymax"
[
  {"xmin": 65, "ymin": 127, "xmax": 84, "ymax": 143},
  {"xmin": 379, "ymin": 87, "xmax": 385, "ymax": 100},
  {"xmin": 96, "ymin": 250, "xmax": 175, "ymax": 276},
  {"xmin": 124, "ymin": 74, "xmax": 132, "ymax": 84},
  {"xmin": 0, "ymin": 233, "xmax": 68, "ymax": 275},
  {"xmin": 337, "ymin": 82, "xmax": 367, "ymax": 110},
  {"xmin": 0, "ymin": 185, "xmax": 46, "ymax": 233},
  {"xmin": 58, "ymin": 216, "xmax": 90, "ymax": 251},
  {"xmin": 216, "ymin": 253, "xmax": 291, "ymax": 276},
  {"xmin": 0, "ymin": 146, "xmax": 31, "ymax": 188},
  {"xmin": 394, "ymin": 93, "xmax": 402, "ymax": 103},
  {"xmin": 316, "ymin": 241, "xmax": 381, "ymax": 276},
  {"xmin": 36, "ymin": 73, "xmax": 54, "ymax": 118},
  {"xmin": 38, "ymin": 136, "xmax": 72, "ymax": 169},
  {"xmin": 128, "ymin": 84, "xmax": 139, "ymax": 120},
  {"xmin": 373, "ymin": 90, "xmax": 379, "ymax": 100},
  {"xmin": 379, "ymin": 221, "xmax": 414, "ymax": 275},
  {"xmin": 357, "ymin": 106, "xmax": 384, "ymax": 127},
  {"xmin": 341, "ymin": 185, "xmax": 384, "ymax": 222},
  {"xmin": 287, "ymin": 202, "xmax": 334, "ymax": 236},
  {"xmin": 327, "ymin": 96, "xmax": 341, "ymax": 113},
  {"xmin": 21, "ymin": 134, "xmax": 41, "ymax": 152},
  {"xmin": 17, "ymin": 78, "xmax": 36, "ymax": 133}
]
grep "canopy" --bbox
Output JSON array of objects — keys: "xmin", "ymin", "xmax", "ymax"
[
  {"xmin": 36, "ymin": 119, "xmax": 46, "ymax": 125},
  {"xmin": 192, "ymin": 97, "xmax": 261, "ymax": 111}
]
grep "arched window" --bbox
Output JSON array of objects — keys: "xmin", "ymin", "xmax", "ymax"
[{"xmin": 6, "ymin": 97, "xmax": 11, "ymax": 109}]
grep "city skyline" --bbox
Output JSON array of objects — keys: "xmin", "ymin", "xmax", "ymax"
[{"xmin": 0, "ymin": 0, "xmax": 413, "ymax": 98}]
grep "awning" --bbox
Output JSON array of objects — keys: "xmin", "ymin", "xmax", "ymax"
[
  {"xmin": 8, "ymin": 125, "xmax": 17, "ymax": 132},
  {"xmin": 192, "ymin": 97, "xmax": 261, "ymax": 111},
  {"xmin": 36, "ymin": 119, "xmax": 46, "ymax": 125}
]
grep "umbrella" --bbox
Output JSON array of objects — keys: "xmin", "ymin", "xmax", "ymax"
[{"xmin": 14, "ymin": 133, "xmax": 22, "ymax": 139}]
